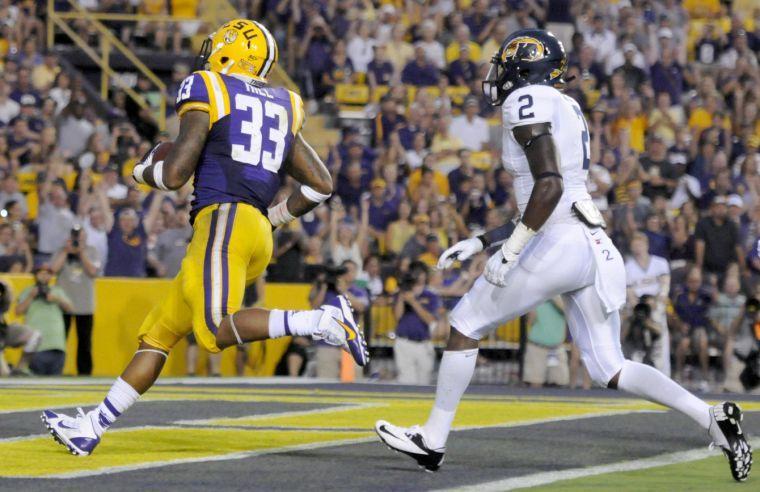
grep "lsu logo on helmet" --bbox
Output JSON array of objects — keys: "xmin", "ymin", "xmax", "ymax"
[{"xmin": 197, "ymin": 18, "xmax": 279, "ymax": 81}]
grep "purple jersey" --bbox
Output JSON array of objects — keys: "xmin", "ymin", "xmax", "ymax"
[{"xmin": 175, "ymin": 71, "xmax": 305, "ymax": 218}]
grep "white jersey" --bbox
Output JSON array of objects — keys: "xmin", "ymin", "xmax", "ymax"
[
  {"xmin": 501, "ymin": 85, "xmax": 592, "ymax": 226},
  {"xmin": 625, "ymin": 255, "xmax": 670, "ymax": 298}
]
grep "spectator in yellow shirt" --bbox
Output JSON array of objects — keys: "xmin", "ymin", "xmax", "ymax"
[
  {"xmin": 430, "ymin": 116, "xmax": 464, "ymax": 174},
  {"xmin": 31, "ymin": 53, "xmax": 60, "ymax": 92},
  {"xmin": 408, "ymin": 158, "xmax": 450, "ymax": 202},
  {"xmin": 445, "ymin": 25, "xmax": 481, "ymax": 64},
  {"xmin": 613, "ymin": 98, "xmax": 647, "ymax": 153}
]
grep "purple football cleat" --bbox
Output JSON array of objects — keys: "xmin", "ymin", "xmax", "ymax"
[{"xmin": 41, "ymin": 408, "xmax": 100, "ymax": 456}]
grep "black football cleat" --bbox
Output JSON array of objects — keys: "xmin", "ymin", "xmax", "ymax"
[{"xmin": 708, "ymin": 402, "xmax": 752, "ymax": 482}]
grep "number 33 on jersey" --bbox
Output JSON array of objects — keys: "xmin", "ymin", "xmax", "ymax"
[{"xmin": 175, "ymin": 70, "xmax": 305, "ymax": 217}]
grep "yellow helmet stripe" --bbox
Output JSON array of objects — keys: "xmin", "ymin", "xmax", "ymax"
[{"xmin": 253, "ymin": 21, "xmax": 276, "ymax": 78}]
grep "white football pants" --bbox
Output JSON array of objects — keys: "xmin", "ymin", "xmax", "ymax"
[{"xmin": 449, "ymin": 222, "xmax": 627, "ymax": 386}]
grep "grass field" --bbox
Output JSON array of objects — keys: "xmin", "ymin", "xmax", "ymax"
[{"xmin": 0, "ymin": 379, "xmax": 757, "ymax": 491}]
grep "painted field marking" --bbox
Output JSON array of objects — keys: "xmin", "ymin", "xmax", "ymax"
[
  {"xmin": 8, "ymin": 409, "xmax": 656, "ymax": 479},
  {"xmin": 438, "ymin": 437, "xmax": 760, "ymax": 492},
  {"xmin": 173, "ymin": 402, "xmax": 382, "ymax": 426},
  {"xmin": 10, "ymin": 435, "xmax": 376, "ymax": 479}
]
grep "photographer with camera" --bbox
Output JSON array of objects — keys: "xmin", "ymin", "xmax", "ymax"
[
  {"xmin": 309, "ymin": 260, "xmax": 370, "ymax": 378},
  {"xmin": 15, "ymin": 263, "xmax": 73, "ymax": 375},
  {"xmin": 731, "ymin": 297, "xmax": 760, "ymax": 392},
  {"xmin": 625, "ymin": 232, "xmax": 671, "ymax": 375},
  {"xmin": 0, "ymin": 279, "xmax": 41, "ymax": 376},
  {"xmin": 50, "ymin": 224, "xmax": 101, "ymax": 375},
  {"xmin": 393, "ymin": 261, "xmax": 443, "ymax": 384},
  {"xmin": 622, "ymin": 295, "xmax": 662, "ymax": 367}
]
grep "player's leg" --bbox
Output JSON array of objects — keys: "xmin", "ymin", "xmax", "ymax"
[
  {"xmin": 41, "ymin": 273, "xmax": 191, "ymax": 456},
  {"xmin": 204, "ymin": 204, "xmax": 367, "ymax": 365},
  {"xmin": 377, "ymin": 227, "xmax": 594, "ymax": 470},
  {"xmin": 566, "ymin": 284, "xmax": 752, "ymax": 482}
]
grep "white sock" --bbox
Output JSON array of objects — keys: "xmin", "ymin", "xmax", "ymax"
[
  {"xmin": 92, "ymin": 377, "xmax": 140, "ymax": 437},
  {"xmin": 268, "ymin": 309, "xmax": 323, "ymax": 338},
  {"xmin": 618, "ymin": 360, "xmax": 710, "ymax": 429},
  {"xmin": 422, "ymin": 349, "xmax": 478, "ymax": 450}
]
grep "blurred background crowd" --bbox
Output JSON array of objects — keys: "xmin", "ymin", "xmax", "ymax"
[{"xmin": 0, "ymin": 0, "xmax": 759, "ymax": 391}]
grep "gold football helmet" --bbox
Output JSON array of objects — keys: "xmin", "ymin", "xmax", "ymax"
[{"xmin": 197, "ymin": 19, "xmax": 278, "ymax": 81}]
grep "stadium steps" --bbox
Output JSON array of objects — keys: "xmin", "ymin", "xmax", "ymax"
[{"xmin": 301, "ymin": 114, "xmax": 340, "ymax": 159}]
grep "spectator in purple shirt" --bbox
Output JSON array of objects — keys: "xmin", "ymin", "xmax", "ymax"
[
  {"xmin": 367, "ymin": 178, "xmax": 398, "ymax": 241},
  {"xmin": 401, "ymin": 45, "xmax": 440, "ymax": 87},
  {"xmin": 447, "ymin": 46, "xmax": 478, "ymax": 86},
  {"xmin": 393, "ymin": 261, "xmax": 442, "ymax": 384},
  {"xmin": 367, "ymin": 44, "xmax": 395, "ymax": 89},
  {"xmin": 104, "ymin": 193, "xmax": 162, "ymax": 277},
  {"xmin": 673, "ymin": 267, "xmax": 714, "ymax": 388},
  {"xmin": 650, "ymin": 47, "xmax": 684, "ymax": 104}
]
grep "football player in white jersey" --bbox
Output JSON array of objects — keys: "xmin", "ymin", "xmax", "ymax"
[{"xmin": 374, "ymin": 29, "xmax": 751, "ymax": 482}]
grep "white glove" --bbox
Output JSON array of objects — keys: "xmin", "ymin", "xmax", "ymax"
[
  {"xmin": 484, "ymin": 222, "xmax": 536, "ymax": 287},
  {"xmin": 437, "ymin": 237, "xmax": 484, "ymax": 270}
]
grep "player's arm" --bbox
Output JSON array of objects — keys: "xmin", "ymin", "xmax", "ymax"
[
  {"xmin": 267, "ymin": 133, "xmax": 333, "ymax": 228},
  {"xmin": 512, "ymin": 122, "xmax": 564, "ymax": 230},
  {"xmin": 134, "ymin": 111, "xmax": 210, "ymax": 190},
  {"xmin": 482, "ymin": 122, "xmax": 563, "ymax": 286}
]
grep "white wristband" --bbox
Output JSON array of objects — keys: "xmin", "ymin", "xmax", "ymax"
[
  {"xmin": 501, "ymin": 222, "xmax": 536, "ymax": 256},
  {"xmin": 267, "ymin": 200, "xmax": 295, "ymax": 227},
  {"xmin": 300, "ymin": 185, "xmax": 331, "ymax": 203},
  {"xmin": 152, "ymin": 160, "xmax": 169, "ymax": 191},
  {"xmin": 132, "ymin": 161, "xmax": 147, "ymax": 184}
]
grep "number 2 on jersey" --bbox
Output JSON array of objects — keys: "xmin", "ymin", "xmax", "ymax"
[
  {"xmin": 231, "ymin": 94, "xmax": 287, "ymax": 173},
  {"xmin": 571, "ymin": 104, "xmax": 590, "ymax": 170}
]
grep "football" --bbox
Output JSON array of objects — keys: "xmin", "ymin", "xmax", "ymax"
[{"xmin": 150, "ymin": 141, "xmax": 174, "ymax": 163}]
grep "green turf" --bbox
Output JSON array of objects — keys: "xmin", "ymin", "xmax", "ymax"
[{"xmin": 531, "ymin": 455, "xmax": 747, "ymax": 491}]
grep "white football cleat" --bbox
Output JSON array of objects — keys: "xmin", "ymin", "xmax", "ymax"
[
  {"xmin": 41, "ymin": 408, "xmax": 101, "ymax": 456},
  {"xmin": 375, "ymin": 420, "xmax": 445, "ymax": 472}
]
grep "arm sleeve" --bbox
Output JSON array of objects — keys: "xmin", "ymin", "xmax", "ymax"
[
  {"xmin": 503, "ymin": 87, "xmax": 555, "ymax": 130},
  {"xmin": 175, "ymin": 72, "xmax": 211, "ymax": 117}
]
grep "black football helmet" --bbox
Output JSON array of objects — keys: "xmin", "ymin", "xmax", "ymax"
[{"xmin": 482, "ymin": 29, "xmax": 568, "ymax": 106}]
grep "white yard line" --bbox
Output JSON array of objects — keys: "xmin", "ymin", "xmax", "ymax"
[
  {"xmin": 437, "ymin": 437, "xmax": 760, "ymax": 492},
  {"xmin": 173, "ymin": 402, "xmax": 381, "ymax": 426}
]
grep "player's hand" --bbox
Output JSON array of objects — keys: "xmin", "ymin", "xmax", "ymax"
[
  {"xmin": 437, "ymin": 237, "xmax": 483, "ymax": 270},
  {"xmin": 132, "ymin": 143, "xmax": 161, "ymax": 185},
  {"xmin": 484, "ymin": 244, "xmax": 520, "ymax": 287}
]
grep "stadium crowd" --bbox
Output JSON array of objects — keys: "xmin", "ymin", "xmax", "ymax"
[{"xmin": 1, "ymin": 0, "xmax": 759, "ymax": 389}]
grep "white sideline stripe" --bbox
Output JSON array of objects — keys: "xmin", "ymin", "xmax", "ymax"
[
  {"xmin": 437, "ymin": 437, "xmax": 760, "ymax": 492},
  {"xmin": 173, "ymin": 402, "xmax": 381, "ymax": 426}
]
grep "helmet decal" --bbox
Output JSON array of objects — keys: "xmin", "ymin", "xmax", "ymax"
[
  {"xmin": 502, "ymin": 36, "xmax": 545, "ymax": 63},
  {"xmin": 223, "ymin": 29, "xmax": 238, "ymax": 44}
]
